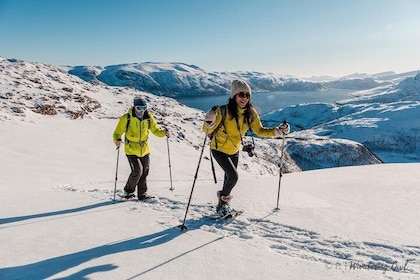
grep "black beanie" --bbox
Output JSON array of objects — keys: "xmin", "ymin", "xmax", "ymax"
[{"xmin": 134, "ymin": 96, "xmax": 147, "ymax": 106}]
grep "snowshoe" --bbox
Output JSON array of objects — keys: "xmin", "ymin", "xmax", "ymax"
[
  {"xmin": 211, "ymin": 204, "xmax": 243, "ymax": 220},
  {"xmin": 118, "ymin": 192, "xmax": 135, "ymax": 200},
  {"xmin": 138, "ymin": 194, "xmax": 156, "ymax": 201}
]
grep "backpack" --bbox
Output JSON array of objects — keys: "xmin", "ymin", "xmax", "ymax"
[
  {"xmin": 207, "ymin": 105, "xmax": 227, "ymax": 142},
  {"xmin": 124, "ymin": 110, "xmax": 151, "ymax": 143},
  {"xmin": 125, "ymin": 109, "xmax": 152, "ymax": 131}
]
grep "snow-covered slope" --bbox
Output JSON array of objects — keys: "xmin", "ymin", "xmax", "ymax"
[{"xmin": 0, "ymin": 117, "xmax": 418, "ymax": 280}]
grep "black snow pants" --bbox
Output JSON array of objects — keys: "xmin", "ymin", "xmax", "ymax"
[
  {"xmin": 211, "ymin": 149, "xmax": 239, "ymax": 196},
  {"xmin": 124, "ymin": 154, "xmax": 150, "ymax": 197}
]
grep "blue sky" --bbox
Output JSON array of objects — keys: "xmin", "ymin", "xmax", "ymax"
[{"xmin": 1, "ymin": 0, "xmax": 419, "ymax": 77}]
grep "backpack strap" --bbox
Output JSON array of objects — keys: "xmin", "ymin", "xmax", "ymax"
[
  {"xmin": 124, "ymin": 113, "xmax": 131, "ymax": 144},
  {"xmin": 126, "ymin": 110, "xmax": 152, "ymax": 132},
  {"xmin": 125, "ymin": 113, "xmax": 131, "ymax": 132},
  {"xmin": 208, "ymin": 105, "xmax": 227, "ymax": 149},
  {"xmin": 208, "ymin": 105, "xmax": 226, "ymax": 183}
]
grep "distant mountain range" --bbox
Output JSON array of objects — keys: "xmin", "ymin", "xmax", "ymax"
[
  {"xmin": 64, "ymin": 61, "xmax": 419, "ymax": 97},
  {"xmin": 66, "ymin": 62, "xmax": 324, "ymax": 97}
]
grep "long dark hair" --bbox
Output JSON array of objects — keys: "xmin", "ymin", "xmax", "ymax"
[{"xmin": 227, "ymin": 97, "xmax": 254, "ymax": 124}]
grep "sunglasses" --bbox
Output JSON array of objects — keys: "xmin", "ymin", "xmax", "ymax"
[
  {"xmin": 237, "ymin": 92, "xmax": 250, "ymax": 99},
  {"xmin": 135, "ymin": 105, "xmax": 147, "ymax": 111}
]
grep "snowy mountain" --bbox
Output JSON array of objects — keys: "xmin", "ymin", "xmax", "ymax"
[
  {"xmin": 325, "ymin": 77, "xmax": 392, "ymax": 90},
  {"xmin": 320, "ymin": 70, "xmax": 420, "ymax": 91},
  {"xmin": 68, "ymin": 65, "xmax": 105, "ymax": 85},
  {"xmin": 340, "ymin": 71, "xmax": 420, "ymax": 82},
  {"xmin": 323, "ymin": 70, "xmax": 420, "ymax": 90},
  {"xmin": 65, "ymin": 62, "xmax": 325, "ymax": 97},
  {"xmin": 261, "ymin": 74, "xmax": 420, "ymax": 162},
  {"xmin": 302, "ymin": 70, "xmax": 420, "ymax": 86},
  {"xmin": 1, "ymin": 56, "xmax": 419, "ymax": 280}
]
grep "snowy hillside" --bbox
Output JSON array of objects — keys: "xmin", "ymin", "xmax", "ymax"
[
  {"xmin": 0, "ymin": 116, "xmax": 418, "ymax": 280},
  {"xmin": 262, "ymin": 74, "xmax": 420, "ymax": 163},
  {"xmin": 0, "ymin": 56, "xmax": 384, "ymax": 172}
]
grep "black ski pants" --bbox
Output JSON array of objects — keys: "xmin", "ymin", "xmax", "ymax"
[
  {"xmin": 211, "ymin": 149, "xmax": 239, "ymax": 196},
  {"xmin": 124, "ymin": 154, "xmax": 150, "ymax": 197}
]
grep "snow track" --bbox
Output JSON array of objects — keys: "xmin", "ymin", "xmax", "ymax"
[{"xmin": 57, "ymin": 184, "xmax": 420, "ymax": 275}]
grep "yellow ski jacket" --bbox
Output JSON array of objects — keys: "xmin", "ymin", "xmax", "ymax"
[
  {"xmin": 113, "ymin": 108, "xmax": 166, "ymax": 157},
  {"xmin": 203, "ymin": 106, "xmax": 276, "ymax": 155}
]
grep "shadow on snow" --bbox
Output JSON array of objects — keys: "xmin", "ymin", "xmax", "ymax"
[
  {"xmin": 0, "ymin": 201, "xmax": 117, "ymax": 227},
  {"xmin": 0, "ymin": 210, "xmax": 225, "ymax": 279}
]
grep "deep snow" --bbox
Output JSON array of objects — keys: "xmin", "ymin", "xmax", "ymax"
[{"xmin": 0, "ymin": 118, "xmax": 419, "ymax": 280}]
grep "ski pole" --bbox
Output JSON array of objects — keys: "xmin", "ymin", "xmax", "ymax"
[
  {"xmin": 178, "ymin": 125, "xmax": 210, "ymax": 231},
  {"xmin": 210, "ymin": 146, "xmax": 217, "ymax": 184},
  {"xmin": 113, "ymin": 146, "xmax": 120, "ymax": 204},
  {"xmin": 275, "ymin": 133, "xmax": 286, "ymax": 210},
  {"xmin": 166, "ymin": 136, "xmax": 174, "ymax": 191}
]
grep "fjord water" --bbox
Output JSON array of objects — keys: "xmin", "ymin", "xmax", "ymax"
[{"xmin": 176, "ymin": 89, "xmax": 355, "ymax": 114}]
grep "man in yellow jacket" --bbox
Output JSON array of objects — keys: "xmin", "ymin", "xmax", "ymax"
[
  {"xmin": 203, "ymin": 79, "xmax": 290, "ymax": 215},
  {"xmin": 113, "ymin": 96, "xmax": 169, "ymax": 200}
]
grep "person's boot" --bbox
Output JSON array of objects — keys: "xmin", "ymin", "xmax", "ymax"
[{"xmin": 216, "ymin": 190, "xmax": 232, "ymax": 213}]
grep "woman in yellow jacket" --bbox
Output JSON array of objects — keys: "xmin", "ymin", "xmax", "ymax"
[
  {"xmin": 113, "ymin": 96, "xmax": 169, "ymax": 200},
  {"xmin": 203, "ymin": 80, "xmax": 290, "ymax": 215}
]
